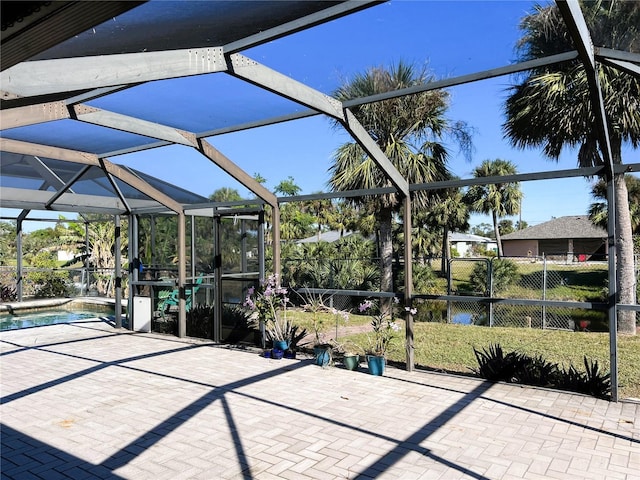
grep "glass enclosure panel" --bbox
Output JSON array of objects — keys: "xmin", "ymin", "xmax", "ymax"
[
  {"xmin": 193, "ymin": 216, "xmax": 214, "ymax": 275},
  {"xmin": 138, "ymin": 214, "xmax": 179, "ymax": 279},
  {"xmin": 220, "ymin": 278, "xmax": 259, "ymax": 345}
]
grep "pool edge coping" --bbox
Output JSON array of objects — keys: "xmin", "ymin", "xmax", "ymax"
[{"xmin": 0, "ymin": 297, "xmax": 118, "ymax": 315}]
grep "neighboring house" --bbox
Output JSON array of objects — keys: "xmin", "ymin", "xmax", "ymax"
[
  {"xmin": 57, "ymin": 250, "xmax": 76, "ymax": 262},
  {"xmin": 296, "ymin": 231, "xmax": 354, "ymax": 244},
  {"xmin": 501, "ymin": 216, "xmax": 607, "ymax": 260},
  {"xmin": 449, "ymin": 232, "xmax": 497, "ymax": 257}
]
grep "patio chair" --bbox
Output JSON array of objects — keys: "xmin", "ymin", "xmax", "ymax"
[{"xmin": 158, "ymin": 275, "xmax": 203, "ymax": 316}]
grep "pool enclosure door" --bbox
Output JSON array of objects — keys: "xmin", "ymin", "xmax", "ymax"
[{"xmin": 130, "ymin": 207, "xmax": 264, "ymax": 342}]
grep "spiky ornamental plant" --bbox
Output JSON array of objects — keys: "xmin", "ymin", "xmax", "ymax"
[{"xmin": 503, "ymin": 1, "xmax": 640, "ymax": 333}]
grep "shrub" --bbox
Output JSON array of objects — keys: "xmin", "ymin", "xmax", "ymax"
[
  {"xmin": 555, "ymin": 358, "xmax": 611, "ymax": 400},
  {"xmin": 152, "ymin": 317, "xmax": 177, "ymax": 335},
  {"xmin": 33, "ymin": 277, "xmax": 71, "ymax": 298},
  {"xmin": 469, "ymin": 259, "xmax": 519, "ymax": 295},
  {"xmin": 27, "ymin": 251, "xmax": 73, "ymax": 298},
  {"xmin": 472, "ymin": 344, "xmax": 522, "ymax": 382},
  {"xmin": 511, "ymin": 353, "xmax": 559, "ymax": 387},
  {"xmin": 186, "ymin": 304, "xmax": 214, "ymax": 339},
  {"xmin": 397, "ymin": 263, "xmax": 438, "ymax": 294},
  {"xmin": 1, "ymin": 283, "xmax": 17, "ymax": 302},
  {"xmin": 222, "ymin": 304, "xmax": 261, "ymax": 344},
  {"xmin": 472, "ymin": 343, "xmax": 611, "ymax": 399},
  {"xmin": 413, "ymin": 301, "xmax": 447, "ymax": 323}
]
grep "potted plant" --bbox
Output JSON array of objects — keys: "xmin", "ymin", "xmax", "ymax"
[
  {"xmin": 299, "ymin": 289, "xmax": 349, "ymax": 367},
  {"xmin": 285, "ymin": 324, "xmax": 308, "ymax": 359},
  {"xmin": 334, "ymin": 340, "xmax": 363, "ymax": 371},
  {"xmin": 358, "ymin": 298, "xmax": 402, "ymax": 376},
  {"xmin": 244, "ymin": 273, "xmax": 293, "ymax": 352}
]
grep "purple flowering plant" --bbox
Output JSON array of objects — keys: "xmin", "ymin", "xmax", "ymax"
[
  {"xmin": 358, "ymin": 297, "xmax": 402, "ymax": 356},
  {"xmin": 244, "ymin": 273, "xmax": 293, "ymax": 343}
]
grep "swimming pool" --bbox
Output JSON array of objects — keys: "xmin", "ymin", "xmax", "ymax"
[{"xmin": 0, "ymin": 309, "xmax": 115, "ymax": 331}]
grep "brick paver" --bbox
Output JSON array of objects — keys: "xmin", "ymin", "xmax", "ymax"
[{"xmin": 1, "ymin": 321, "xmax": 638, "ymax": 479}]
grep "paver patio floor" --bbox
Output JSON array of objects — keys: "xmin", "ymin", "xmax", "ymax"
[{"xmin": 1, "ymin": 320, "xmax": 638, "ymax": 479}]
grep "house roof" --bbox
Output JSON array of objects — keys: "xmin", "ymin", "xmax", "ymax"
[
  {"xmin": 449, "ymin": 232, "xmax": 494, "ymax": 243},
  {"xmin": 297, "ymin": 230, "xmax": 354, "ymax": 244},
  {"xmin": 501, "ymin": 216, "xmax": 606, "ymax": 241}
]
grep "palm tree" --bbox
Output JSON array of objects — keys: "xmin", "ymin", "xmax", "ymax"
[
  {"xmin": 279, "ymin": 204, "xmax": 315, "ymax": 241},
  {"xmin": 327, "ymin": 200, "xmax": 358, "ymax": 239},
  {"xmin": 274, "ymin": 176, "xmax": 301, "ymax": 197},
  {"xmin": 423, "ymin": 187, "xmax": 470, "ymax": 275},
  {"xmin": 209, "ymin": 187, "xmax": 243, "ymax": 203},
  {"xmin": 401, "ymin": 210, "xmax": 440, "ymax": 266},
  {"xmin": 66, "ymin": 215, "xmax": 128, "ymax": 295},
  {"xmin": 503, "ymin": 0, "xmax": 639, "ymax": 333},
  {"xmin": 0, "ymin": 221, "xmax": 16, "ymax": 266},
  {"xmin": 300, "ymin": 196, "xmax": 334, "ymax": 242},
  {"xmin": 589, "ymin": 175, "xmax": 640, "ymax": 234},
  {"xmin": 464, "ymin": 159, "xmax": 522, "ymax": 258},
  {"xmin": 329, "ymin": 60, "xmax": 472, "ymax": 301}
]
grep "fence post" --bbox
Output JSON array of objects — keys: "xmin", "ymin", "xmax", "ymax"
[
  {"xmin": 542, "ymin": 255, "xmax": 547, "ymax": 329},
  {"xmin": 488, "ymin": 257, "xmax": 494, "ymax": 327},
  {"xmin": 16, "ymin": 218, "xmax": 23, "ymax": 301},
  {"xmin": 447, "ymin": 258, "xmax": 452, "ymax": 324},
  {"xmin": 330, "ymin": 296, "xmax": 339, "ymax": 341},
  {"xmin": 114, "ymin": 214, "xmax": 122, "ymax": 329}
]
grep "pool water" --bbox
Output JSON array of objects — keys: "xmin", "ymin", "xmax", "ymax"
[
  {"xmin": 452, "ymin": 312, "xmax": 473, "ymax": 325},
  {"xmin": 0, "ymin": 310, "xmax": 113, "ymax": 331}
]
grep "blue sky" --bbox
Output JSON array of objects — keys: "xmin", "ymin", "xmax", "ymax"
[{"xmin": 7, "ymin": 0, "xmax": 638, "ymax": 231}]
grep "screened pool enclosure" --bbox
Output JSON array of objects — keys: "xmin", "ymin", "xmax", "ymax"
[{"xmin": 1, "ymin": 0, "xmax": 638, "ymax": 400}]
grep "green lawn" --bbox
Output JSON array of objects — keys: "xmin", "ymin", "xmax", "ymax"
[{"xmin": 306, "ymin": 313, "xmax": 640, "ymax": 400}]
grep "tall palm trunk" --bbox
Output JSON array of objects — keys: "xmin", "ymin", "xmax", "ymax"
[
  {"xmin": 441, "ymin": 225, "xmax": 450, "ymax": 277},
  {"xmin": 492, "ymin": 211, "xmax": 503, "ymax": 258},
  {"xmin": 615, "ymin": 171, "xmax": 637, "ymax": 334},
  {"xmin": 379, "ymin": 207, "xmax": 394, "ymax": 316}
]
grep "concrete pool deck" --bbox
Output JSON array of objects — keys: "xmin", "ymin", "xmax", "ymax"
[{"xmin": 1, "ymin": 321, "xmax": 638, "ymax": 479}]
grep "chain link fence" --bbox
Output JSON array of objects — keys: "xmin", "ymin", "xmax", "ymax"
[
  {"xmin": 443, "ymin": 255, "xmax": 609, "ymax": 330},
  {"xmin": 279, "ymin": 253, "xmax": 614, "ymax": 331}
]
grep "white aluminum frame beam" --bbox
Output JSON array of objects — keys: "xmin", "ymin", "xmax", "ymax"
[
  {"xmin": 43, "ymin": 165, "xmax": 91, "ymax": 209},
  {"xmin": 1, "ymin": 105, "xmax": 278, "ymax": 208},
  {"xmin": 227, "ymin": 53, "xmax": 344, "ymax": 120},
  {"xmin": 0, "ymin": 187, "xmax": 157, "ymax": 214},
  {"xmin": 223, "ymin": 1, "xmax": 383, "ymax": 54},
  {"xmin": 25, "ymin": 156, "xmax": 69, "ymax": 190},
  {"xmin": 556, "ymin": 0, "xmax": 619, "ymax": 402},
  {"xmin": 596, "ymin": 48, "xmax": 640, "ymax": 64},
  {"xmin": 1, "ymin": 1, "xmax": 146, "ymax": 71},
  {"xmin": 0, "ymin": 138, "xmax": 183, "ymax": 214},
  {"xmin": 71, "ymin": 105, "xmax": 198, "ymax": 146},
  {"xmin": 1, "ymin": 101, "xmax": 70, "ymax": 129},
  {"xmin": 1, "ymin": 103, "xmax": 198, "ymax": 147},
  {"xmin": 341, "ymin": 109, "xmax": 410, "ymax": 196},
  {"xmin": 0, "ymin": 47, "xmax": 226, "ymax": 99},
  {"xmin": 227, "ymin": 53, "xmax": 409, "ymax": 196},
  {"xmin": 197, "ymin": 51, "xmax": 580, "ymax": 140},
  {"xmin": 557, "ymin": 1, "xmax": 615, "ymax": 175},
  {"xmin": 196, "ymin": 139, "xmax": 278, "ymax": 208},
  {"xmin": 599, "ymin": 58, "xmax": 640, "ymax": 78}
]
